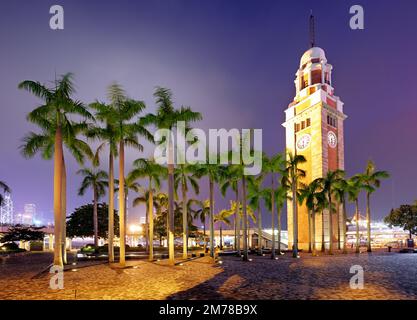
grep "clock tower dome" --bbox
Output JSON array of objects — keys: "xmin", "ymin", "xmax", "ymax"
[{"xmin": 282, "ymin": 45, "xmax": 347, "ymax": 251}]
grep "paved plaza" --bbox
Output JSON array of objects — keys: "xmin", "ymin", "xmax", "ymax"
[{"xmin": 0, "ymin": 251, "xmax": 416, "ymax": 300}]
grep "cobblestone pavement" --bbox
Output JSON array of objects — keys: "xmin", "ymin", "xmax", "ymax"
[{"xmin": 0, "ymin": 251, "xmax": 416, "ymax": 300}]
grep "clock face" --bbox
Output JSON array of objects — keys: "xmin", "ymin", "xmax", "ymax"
[
  {"xmin": 297, "ymin": 134, "xmax": 311, "ymax": 150},
  {"xmin": 328, "ymin": 131, "xmax": 337, "ymax": 148}
]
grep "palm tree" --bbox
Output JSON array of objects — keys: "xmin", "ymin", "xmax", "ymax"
[
  {"xmin": 141, "ymin": 87, "xmax": 202, "ymax": 265},
  {"xmin": 191, "ymin": 199, "xmax": 210, "ymax": 250},
  {"xmin": 275, "ymin": 185, "xmax": 289, "ymax": 256},
  {"xmin": 247, "ymin": 176, "xmax": 265, "ymax": 255},
  {"xmin": 19, "ymin": 73, "xmax": 93, "ymax": 267},
  {"xmin": 346, "ymin": 176, "xmax": 364, "ymax": 253},
  {"xmin": 298, "ymin": 179, "xmax": 321, "ymax": 254},
  {"xmin": 129, "ymin": 158, "xmax": 166, "ymax": 261},
  {"xmin": 282, "ymin": 152, "xmax": 306, "ymax": 258},
  {"xmin": 77, "ymin": 168, "xmax": 108, "ymax": 246},
  {"xmin": 334, "ymin": 178, "xmax": 349, "ymax": 253},
  {"xmin": 312, "ymin": 188, "xmax": 328, "ymax": 253},
  {"xmin": 0, "ymin": 181, "xmax": 11, "ymax": 206},
  {"xmin": 360, "ymin": 160, "xmax": 389, "ymax": 252},
  {"xmin": 88, "ymin": 102, "xmax": 120, "ymax": 263},
  {"xmin": 262, "ymin": 153, "xmax": 285, "ymax": 259},
  {"xmin": 193, "ymin": 163, "xmax": 226, "ymax": 259},
  {"xmin": 174, "ymin": 164, "xmax": 200, "ymax": 259},
  {"xmin": 219, "ymin": 165, "xmax": 242, "ymax": 254},
  {"xmin": 105, "ymin": 83, "xmax": 152, "ymax": 266},
  {"xmin": 318, "ymin": 170, "xmax": 344, "ymax": 254},
  {"xmin": 214, "ymin": 208, "xmax": 233, "ymax": 250}
]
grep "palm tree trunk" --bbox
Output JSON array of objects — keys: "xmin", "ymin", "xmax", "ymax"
[
  {"xmin": 118, "ymin": 141, "xmax": 126, "ymax": 266},
  {"xmin": 321, "ymin": 210, "xmax": 325, "ymax": 252},
  {"xmin": 277, "ymin": 206, "xmax": 282, "ymax": 255},
  {"xmin": 93, "ymin": 188, "xmax": 98, "ymax": 247},
  {"xmin": 233, "ymin": 213, "xmax": 237, "ymax": 251},
  {"xmin": 242, "ymin": 176, "xmax": 248, "ymax": 261},
  {"xmin": 235, "ymin": 189, "xmax": 241, "ymax": 256},
  {"xmin": 108, "ymin": 151, "xmax": 115, "ymax": 263},
  {"xmin": 145, "ymin": 205, "xmax": 149, "ymax": 254},
  {"xmin": 308, "ymin": 209, "xmax": 312, "ymax": 253},
  {"xmin": 61, "ymin": 155, "xmax": 67, "ymax": 265},
  {"xmin": 271, "ymin": 177, "xmax": 276, "ymax": 259},
  {"xmin": 328, "ymin": 192, "xmax": 333, "ymax": 255},
  {"xmin": 337, "ymin": 201, "xmax": 341, "ymax": 250},
  {"xmin": 312, "ymin": 211, "xmax": 317, "ymax": 256},
  {"xmin": 53, "ymin": 126, "xmax": 63, "ymax": 267},
  {"xmin": 167, "ymin": 137, "xmax": 175, "ymax": 265},
  {"xmin": 182, "ymin": 182, "xmax": 188, "ymax": 259},
  {"xmin": 342, "ymin": 198, "xmax": 348, "ymax": 254},
  {"xmin": 366, "ymin": 192, "xmax": 372, "ymax": 252},
  {"xmin": 355, "ymin": 199, "xmax": 360, "ymax": 254},
  {"xmin": 203, "ymin": 222, "xmax": 206, "ymax": 250},
  {"xmin": 292, "ymin": 179, "xmax": 298, "ymax": 258},
  {"xmin": 220, "ymin": 224, "xmax": 223, "ymax": 250},
  {"xmin": 148, "ymin": 184, "xmax": 154, "ymax": 261},
  {"xmin": 257, "ymin": 206, "xmax": 262, "ymax": 255},
  {"xmin": 209, "ymin": 178, "xmax": 215, "ymax": 259}
]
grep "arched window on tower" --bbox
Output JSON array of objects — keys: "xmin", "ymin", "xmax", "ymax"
[
  {"xmin": 325, "ymin": 72, "xmax": 331, "ymax": 85},
  {"xmin": 311, "ymin": 69, "xmax": 322, "ymax": 85}
]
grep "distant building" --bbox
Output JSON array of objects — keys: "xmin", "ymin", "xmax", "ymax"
[
  {"xmin": 139, "ymin": 216, "xmax": 146, "ymax": 225},
  {"xmin": 0, "ymin": 192, "xmax": 14, "ymax": 225},
  {"xmin": 23, "ymin": 203, "xmax": 36, "ymax": 225}
]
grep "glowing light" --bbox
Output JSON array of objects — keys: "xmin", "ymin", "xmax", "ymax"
[
  {"xmin": 71, "ymin": 269, "xmax": 78, "ymax": 272},
  {"xmin": 129, "ymin": 224, "xmax": 143, "ymax": 234}
]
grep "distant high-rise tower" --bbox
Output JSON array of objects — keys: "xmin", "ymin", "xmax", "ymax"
[
  {"xmin": 0, "ymin": 192, "xmax": 14, "ymax": 225},
  {"xmin": 23, "ymin": 203, "xmax": 36, "ymax": 225}
]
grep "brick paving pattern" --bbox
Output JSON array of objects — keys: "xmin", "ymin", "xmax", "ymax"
[{"xmin": 0, "ymin": 251, "xmax": 416, "ymax": 300}]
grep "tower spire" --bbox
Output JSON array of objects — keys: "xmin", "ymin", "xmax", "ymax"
[{"xmin": 309, "ymin": 10, "xmax": 315, "ymax": 48}]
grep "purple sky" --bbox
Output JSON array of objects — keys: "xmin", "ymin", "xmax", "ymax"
[{"xmin": 1, "ymin": 0, "xmax": 417, "ymax": 228}]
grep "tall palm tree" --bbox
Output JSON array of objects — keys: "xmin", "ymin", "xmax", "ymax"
[
  {"xmin": 318, "ymin": 169, "xmax": 344, "ymax": 254},
  {"xmin": 77, "ymin": 168, "xmax": 108, "ymax": 246},
  {"xmin": 346, "ymin": 176, "xmax": 364, "ymax": 253},
  {"xmin": 298, "ymin": 179, "xmax": 320, "ymax": 254},
  {"xmin": 247, "ymin": 176, "xmax": 266, "ymax": 255},
  {"xmin": 262, "ymin": 153, "xmax": 285, "ymax": 259},
  {"xmin": 174, "ymin": 164, "xmax": 200, "ymax": 259},
  {"xmin": 19, "ymin": 73, "xmax": 93, "ymax": 267},
  {"xmin": 282, "ymin": 152, "xmax": 306, "ymax": 258},
  {"xmin": 129, "ymin": 158, "xmax": 166, "ymax": 261},
  {"xmin": 88, "ymin": 102, "xmax": 120, "ymax": 263},
  {"xmin": 193, "ymin": 163, "xmax": 226, "ymax": 259},
  {"xmin": 141, "ymin": 87, "xmax": 202, "ymax": 265},
  {"xmin": 219, "ymin": 165, "xmax": 242, "ymax": 254},
  {"xmin": 0, "ymin": 181, "xmax": 11, "ymax": 206},
  {"xmin": 105, "ymin": 83, "xmax": 152, "ymax": 266},
  {"xmin": 360, "ymin": 160, "xmax": 389, "ymax": 252},
  {"xmin": 334, "ymin": 178, "xmax": 349, "ymax": 253}
]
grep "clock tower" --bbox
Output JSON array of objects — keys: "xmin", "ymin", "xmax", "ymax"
[{"xmin": 282, "ymin": 45, "xmax": 347, "ymax": 251}]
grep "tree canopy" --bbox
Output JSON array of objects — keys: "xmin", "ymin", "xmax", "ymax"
[
  {"xmin": 384, "ymin": 204, "xmax": 417, "ymax": 238},
  {"xmin": 66, "ymin": 203, "xmax": 119, "ymax": 239},
  {"xmin": 0, "ymin": 225, "xmax": 45, "ymax": 243}
]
